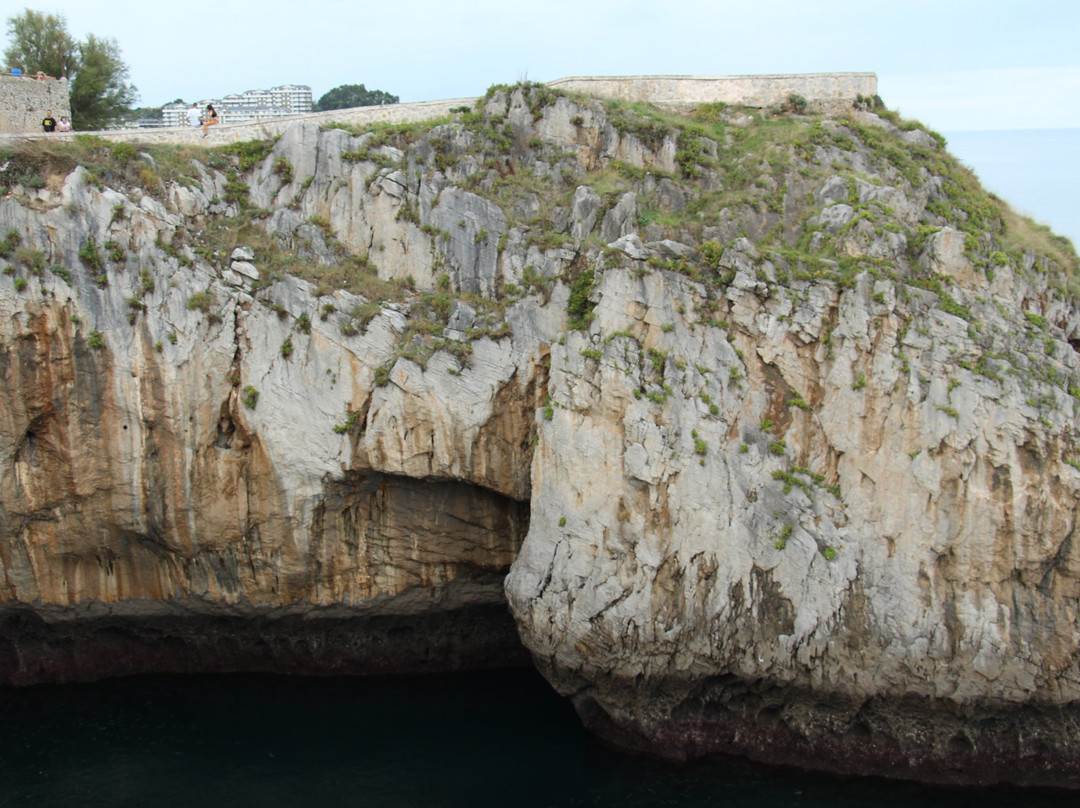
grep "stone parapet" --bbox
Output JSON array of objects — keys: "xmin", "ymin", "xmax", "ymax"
[
  {"xmin": 0, "ymin": 74, "xmax": 71, "ymax": 134},
  {"xmin": 546, "ymin": 72, "xmax": 877, "ymax": 110},
  {"xmin": 0, "ymin": 97, "xmax": 474, "ymax": 147},
  {"xmin": 0, "ymin": 72, "xmax": 876, "ymax": 146}
]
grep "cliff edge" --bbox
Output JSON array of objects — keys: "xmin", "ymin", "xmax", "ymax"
[{"xmin": 1, "ymin": 84, "xmax": 1078, "ymax": 786}]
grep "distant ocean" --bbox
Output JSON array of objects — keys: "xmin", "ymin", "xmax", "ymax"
[{"xmin": 942, "ymin": 128, "xmax": 1080, "ymax": 249}]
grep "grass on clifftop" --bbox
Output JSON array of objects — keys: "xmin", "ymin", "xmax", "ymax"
[{"xmin": 1, "ymin": 84, "xmax": 1077, "ymax": 306}]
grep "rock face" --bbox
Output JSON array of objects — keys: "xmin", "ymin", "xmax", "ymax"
[{"xmin": 1, "ymin": 85, "xmax": 1079, "ymax": 786}]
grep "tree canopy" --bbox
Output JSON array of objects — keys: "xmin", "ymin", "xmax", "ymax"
[
  {"xmin": 4, "ymin": 9, "xmax": 137, "ymax": 130},
  {"xmin": 68, "ymin": 34, "xmax": 137, "ymax": 130},
  {"xmin": 3, "ymin": 9, "xmax": 76, "ymax": 77},
  {"xmin": 315, "ymin": 84, "xmax": 399, "ymax": 112}
]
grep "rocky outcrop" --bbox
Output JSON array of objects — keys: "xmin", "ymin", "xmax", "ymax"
[{"xmin": 1, "ymin": 85, "xmax": 1079, "ymax": 786}]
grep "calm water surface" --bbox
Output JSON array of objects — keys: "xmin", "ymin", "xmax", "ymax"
[{"xmin": 0, "ymin": 669, "xmax": 1073, "ymax": 807}]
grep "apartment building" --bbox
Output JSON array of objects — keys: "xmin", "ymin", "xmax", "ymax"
[{"xmin": 161, "ymin": 84, "xmax": 313, "ymax": 127}]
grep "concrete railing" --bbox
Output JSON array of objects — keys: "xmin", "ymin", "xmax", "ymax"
[{"xmin": 0, "ymin": 72, "xmax": 876, "ymax": 146}]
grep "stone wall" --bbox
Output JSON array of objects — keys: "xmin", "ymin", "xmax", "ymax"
[
  {"xmin": 0, "ymin": 75, "xmax": 71, "ymax": 134},
  {"xmin": 0, "ymin": 72, "xmax": 875, "ymax": 146},
  {"xmin": 547, "ymin": 72, "xmax": 878, "ymax": 110},
  {"xmin": 71, "ymin": 97, "xmax": 476, "ymax": 146}
]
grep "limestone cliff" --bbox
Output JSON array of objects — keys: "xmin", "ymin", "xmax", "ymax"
[{"xmin": 1, "ymin": 85, "xmax": 1079, "ymax": 786}]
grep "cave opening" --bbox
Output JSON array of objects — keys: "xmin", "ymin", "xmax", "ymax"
[{"xmin": 0, "ymin": 471, "xmax": 533, "ymax": 686}]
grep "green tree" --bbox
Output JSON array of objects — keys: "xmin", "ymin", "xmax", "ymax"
[
  {"xmin": 3, "ymin": 9, "xmax": 77, "ymax": 77},
  {"xmin": 3, "ymin": 9, "xmax": 137, "ymax": 130},
  {"xmin": 69, "ymin": 34, "xmax": 136, "ymax": 130},
  {"xmin": 315, "ymin": 84, "xmax": 399, "ymax": 111}
]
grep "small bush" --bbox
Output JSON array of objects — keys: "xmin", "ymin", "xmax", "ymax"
[
  {"xmin": 15, "ymin": 248, "xmax": 44, "ymax": 274},
  {"xmin": 567, "ymin": 267, "xmax": 596, "ymax": 330},
  {"xmin": 79, "ymin": 237, "xmax": 103, "ymax": 271},
  {"xmin": 104, "ymin": 240, "xmax": 125, "ymax": 264},
  {"xmin": 87, "ymin": 331, "xmax": 106, "ymax": 349},
  {"xmin": 187, "ymin": 291, "xmax": 213, "ymax": 313},
  {"xmin": 333, "ymin": 411, "xmax": 361, "ymax": 434},
  {"xmin": 274, "ymin": 157, "xmax": 294, "ymax": 184},
  {"xmin": 280, "ymin": 337, "xmax": 294, "ymax": 358},
  {"xmin": 0, "ymin": 229, "xmax": 20, "ymax": 258},
  {"xmin": 241, "ymin": 385, "xmax": 259, "ymax": 409}
]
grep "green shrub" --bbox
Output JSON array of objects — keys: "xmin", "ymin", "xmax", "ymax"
[
  {"xmin": 223, "ymin": 175, "xmax": 250, "ymax": 205},
  {"xmin": 187, "ymin": 291, "xmax": 213, "ymax": 313},
  {"xmin": 87, "ymin": 330, "xmax": 105, "ymax": 349},
  {"xmin": 79, "ymin": 237, "xmax": 103, "ymax": 271},
  {"xmin": 15, "ymin": 248, "xmax": 44, "ymax": 274},
  {"xmin": 274, "ymin": 157, "xmax": 294, "ymax": 183},
  {"xmin": 333, "ymin": 411, "xmax": 361, "ymax": 434},
  {"xmin": 567, "ymin": 268, "xmax": 595, "ymax": 330},
  {"xmin": 222, "ymin": 139, "xmax": 275, "ymax": 171},
  {"xmin": 280, "ymin": 337, "xmax": 293, "ymax": 358},
  {"xmin": 0, "ymin": 229, "xmax": 20, "ymax": 258},
  {"xmin": 241, "ymin": 385, "xmax": 259, "ymax": 409},
  {"xmin": 104, "ymin": 240, "xmax": 125, "ymax": 264}
]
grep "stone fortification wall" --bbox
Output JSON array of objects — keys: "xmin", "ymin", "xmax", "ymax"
[
  {"xmin": 547, "ymin": 72, "xmax": 877, "ymax": 110},
  {"xmin": 0, "ymin": 72, "xmax": 875, "ymax": 146},
  {"xmin": 78, "ymin": 97, "xmax": 476, "ymax": 146},
  {"xmin": 0, "ymin": 75, "xmax": 70, "ymax": 134}
]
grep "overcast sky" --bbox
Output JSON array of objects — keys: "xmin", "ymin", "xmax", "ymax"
[{"xmin": 7, "ymin": 0, "xmax": 1079, "ymax": 240}]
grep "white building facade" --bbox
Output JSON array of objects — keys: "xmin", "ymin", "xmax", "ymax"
[{"xmin": 161, "ymin": 84, "xmax": 313, "ymax": 128}]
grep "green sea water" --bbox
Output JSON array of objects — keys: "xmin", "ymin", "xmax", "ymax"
[{"xmin": 0, "ymin": 669, "xmax": 1073, "ymax": 807}]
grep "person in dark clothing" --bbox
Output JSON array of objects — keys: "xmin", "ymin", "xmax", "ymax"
[
  {"xmin": 202, "ymin": 104, "xmax": 218, "ymax": 138},
  {"xmin": 41, "ymin": 111, "xmax": 57, "ymax": 132}
]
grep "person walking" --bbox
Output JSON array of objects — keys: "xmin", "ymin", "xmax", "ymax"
[{"xmin": 202, "ymin": 104, "xmax": 218, "ymax": 138}]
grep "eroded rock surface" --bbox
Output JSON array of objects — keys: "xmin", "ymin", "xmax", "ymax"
[{"xmin": 1, "ymin": 86, "xmax": 1079, "ymax": 786}]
